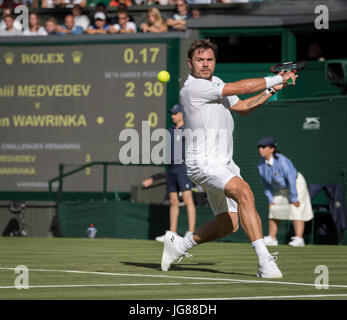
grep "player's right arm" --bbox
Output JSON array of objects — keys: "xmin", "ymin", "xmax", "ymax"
[{"xmin": 221, "ymin": 71, "xmax": 297, "ymax": 97}]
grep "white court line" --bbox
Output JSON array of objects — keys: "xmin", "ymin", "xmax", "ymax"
[
  {"xmin": 189, "ymin": 293, "xmax": 347, "ymax": 300},
  {"xmin": 0, "ymin": 281, "xmax": 236, "ymax": 290},
  {"xmin": 1, "ymin": 267, "xmax": 347, "ymax": 289}
]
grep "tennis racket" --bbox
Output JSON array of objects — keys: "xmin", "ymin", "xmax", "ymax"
[{"xmin": 270, "ymin": 61, "xmax": 307, "ymax": 84}]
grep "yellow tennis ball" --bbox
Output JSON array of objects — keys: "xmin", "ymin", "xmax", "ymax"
[{"xmin": 158, "ymin": 71, "xmax": 170, "ymax": 83}]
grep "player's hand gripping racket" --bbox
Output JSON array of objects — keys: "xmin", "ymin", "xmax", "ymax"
[{"xmin": 270, "ymin": 61, "xmax": 306, "ymax": 84}]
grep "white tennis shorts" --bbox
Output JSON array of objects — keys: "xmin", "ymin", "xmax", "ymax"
[{"xmin": 186, "ymin": 158, "xmax": 242, "ymax": 216}]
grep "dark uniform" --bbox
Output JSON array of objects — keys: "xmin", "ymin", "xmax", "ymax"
[
  {"xmin": 167, "ymin": 123, "xmax": 194, "ymax": 194},
  {"xmin": 147, "ymin": 104, "xmax": 194, "ymax": 195}
]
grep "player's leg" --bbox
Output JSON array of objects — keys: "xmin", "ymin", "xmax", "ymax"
[
  {"xmin": 162, "ymin": 162, "xmax": 281, "ymax": 277},
  {"xmin": 181, "ymin": 190, "xmax": 196, "ymax": 233},
  {"xmin": 169, "ymin": 192, "xmax": 180, "ymax": 233},
  {"xmin": 161, "ymin": 187, "xmax": 239, "ymax": 272},
  {"xmin": 161, "ymin": 210, "xmax": 239, "ymax": 272},
  {"xmin": 193, "ymin": 211, "xmax": 239, "ymax": 243},
  {"xmin": 224, "ymin": 176, "xmax": 263, "ymax": 242},
  {"xmin": 224, "ymin": 176, "xmax": 282, "ymax": 278},
  {"xmin": 162, "ymin": 161, "xmax": 239, "ymax": 271}
]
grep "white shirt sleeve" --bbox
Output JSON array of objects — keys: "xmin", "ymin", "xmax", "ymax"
[
  {"xmin": 214, "ymin": 76, "xmax": 239, "ymax": 107},
  {"xmin": 227, "ymin": 95, "xmax": 239, "ymax": 107},
  {"xmin": 189, "ymin": 78, "xmax": 224, "ymax": 103}
]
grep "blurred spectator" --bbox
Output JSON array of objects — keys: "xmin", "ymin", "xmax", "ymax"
[
  {"xmin": 56, "ymin": 14, "xmax": 84, "ymax": 34},
  {"xmin": 95, "ymin": 2, "xmax": 112, "ymax": 25},
  {"xmin": 63, "ymin": 0, "xmax": 87, "ymax": 8},
  {"xmin": 0, "ymin": 7, "xmax": 22, "ymax": 31},
  {"xmin": 138, "ymin": 0, "xmax": 161, "ymax": 5},
  {"xmin": 45, "ymin": 17, "xmax": 59, "ymax": 35},
  {"xmin": 191, "ymin": 8, "xmax": 201, "ymax": 19},
  {"xmin": 111, "ymin": 3, "xmax": 135, "ymax": 24},
  {"xmin": 72, "ymin": 4, "xmax": 90, "ymax": 31},
  {"xmin": 186, "ymin": 0, "xmax": 211, "ymax": 3},
  {"xmin": 147, "ymin": 0, "xmax": 175, "ymax": 4},
  {"xmin": 95, "ymin": 1, "xmax": 107, "ymax": 13},
  {"xmin": 306, "ymin": 42, "xmax": 325, "ymax": 62},
  {"xmin": 87, "ymin": 11, "xmax": 110, "ymax": 34},
  {"xmin": 41, "ymin": 0, "xmax": 83, "ymax": 8},
  {"xmin": 86, "ymin": 0, "xmax": 108, "ymax": 7},
  {"xmin": 0, "ymin": 0, "xmax": 18, "ymax": 8},
  {"xmin": 0, "ymin": 14, "xmax": 22, "ymax": 36},
  {"xmin": 166, "ymin": 0, "xmax": 191, "ymax": 32},
  {"xmin": 110, "ymin": 10, "xmax": 136, "ymax": 34},
  {"xmin": 41, "ymin": 0, "xmax": 61, "ymax": 8},
  {"xmin": 22, "ymin": 12, "xmax": 48, "ymax": 36},
  {"xmin": 109, "ymin": 0, "xmax": 132, "ymax": 7},
  {"xmin": 140, "ymin": 7, "xmax": 167, "ymax": 33},
  {"xmin": 20, "ymin": 0, "xmax": 39, "ymax": 7}
]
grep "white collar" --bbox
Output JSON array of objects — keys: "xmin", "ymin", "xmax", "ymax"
[{"xmin": 265, "ymin": 156, "xmax": 274, "ymax": 166}]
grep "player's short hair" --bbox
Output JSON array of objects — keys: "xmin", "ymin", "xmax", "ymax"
[{"xmin": 188, "ymin": 38, "xmax": 217, "ymax": 61}]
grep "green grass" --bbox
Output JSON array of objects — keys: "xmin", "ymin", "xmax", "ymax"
[{"xmin": 0, "ymin": 237, "xmax": 346, "ymax": 300}]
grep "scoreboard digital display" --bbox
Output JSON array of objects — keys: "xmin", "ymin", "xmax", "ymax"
[{"xmin": 0, "ymin": 38, "xmax": 177, "ymax": 192}]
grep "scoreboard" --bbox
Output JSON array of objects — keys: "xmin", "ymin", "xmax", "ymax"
[{"xmin": 0, "ymin": 37, "xmax": 179, "ymax": 192}]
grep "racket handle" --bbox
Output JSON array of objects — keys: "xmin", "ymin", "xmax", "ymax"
[{"xmin": 287, "ymin": 78, "xmax": 293, "ymax": 84}]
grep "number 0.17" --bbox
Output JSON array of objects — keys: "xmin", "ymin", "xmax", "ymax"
[{"xmin": 123, "ymin": 47, "xmax": 160, "ymax": 64}]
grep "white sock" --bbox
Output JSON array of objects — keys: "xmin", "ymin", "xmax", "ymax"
[
  {"xmin": 251, "ymin": 238, "xmax": 271, "ymax": 263},
  {"xmin": 178, "ymin": 232, "xmax": 197, "ymax": 252}
]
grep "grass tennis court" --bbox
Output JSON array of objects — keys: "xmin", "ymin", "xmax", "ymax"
[{"xmin": 0, "ymin": 237, "xmax": 346, "ymax": 300}]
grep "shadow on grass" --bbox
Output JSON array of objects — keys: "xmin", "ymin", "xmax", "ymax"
[{"xmin": 121, "ymin": 261, "xmax": 256, "ymax": 277}]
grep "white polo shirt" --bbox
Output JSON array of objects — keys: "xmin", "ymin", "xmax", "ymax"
[
  {"xmin": 180, "ymin": 74, "xmax": 239, "ymax": 167},
  {"xmin": 112, "ymin": 22, "xmax": 137, "ymax": 33}
]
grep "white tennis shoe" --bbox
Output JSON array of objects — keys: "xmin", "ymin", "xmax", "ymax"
[
  {"xmin": 257, "ymin": 252, "xmax": 283, "ymax": 279},
  {"xmin": 156, "ymin": 231, "xmax": 192, "ymax": 243},
  {"xmin": 155, "ymin": 233, "xmax": 166, "ymax": 243},
  {"xmin": 288, "ymin": 236, "xmax": 305, "ymax": 247},
  {"xmin": 161, "ymin": 231, "xmax": 192, "ymax": 272},
  {"xmin": 264, "ymin": 235, "xmax": 278, "ymax": 246}
]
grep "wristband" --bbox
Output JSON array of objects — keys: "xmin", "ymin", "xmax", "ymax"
[
  {"xmin": 264, "ymin": 75, "xmax": 282, "ymax": 88},
  {"xmin": 265, "ymin": 87, "xmax": 277, "ymax": 95}
]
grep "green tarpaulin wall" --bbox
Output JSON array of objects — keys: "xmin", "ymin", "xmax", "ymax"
[{"xmin": 58, "ymin": 201, "xmax": 250, "ymax": 242}]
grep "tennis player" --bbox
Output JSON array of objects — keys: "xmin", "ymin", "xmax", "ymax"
[{"xmin": 161, "ymin": 39, "xmax": 298, "ymax": 278}]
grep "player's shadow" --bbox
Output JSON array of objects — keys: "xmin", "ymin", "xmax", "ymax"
[{"xmin": 121, "ymin": 261, "xmax": 256, "ymax": 277}]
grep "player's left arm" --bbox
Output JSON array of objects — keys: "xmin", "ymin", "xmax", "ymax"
[
  {"xmin": 230, "ymin": 90, "xmax": 273, "ymax": 116},
  {"xmin": 230, "ymin": 80, "xmax": 291, "ymax": 116}
]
